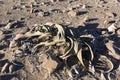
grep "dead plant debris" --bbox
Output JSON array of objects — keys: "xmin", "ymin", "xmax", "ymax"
[{"xmin": 0, "ymin": 23, "xmax": 120, "ymax": 80}]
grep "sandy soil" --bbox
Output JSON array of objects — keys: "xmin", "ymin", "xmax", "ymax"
[{"xmin": 0, "ymin": 0, "xmax": 120, "ymax": 80}]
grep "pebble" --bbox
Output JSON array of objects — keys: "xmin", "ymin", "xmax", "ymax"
[
  {"xmin": 5, "ymin": 23, "xmax": 12, "ymax": 29},
  {"xmin": 68, "ymin": 10, "xmax": 77, "ymax": 17},
  {"xmin": 82, "ymin": 4, "xmax": 87, "ymax": 9},
  {"xmin": 105, "ymin": 12, "xmax": 116, "ymax": 18},
  {"xmin": 37, "ymin": 12, "xmax": 44, "ymax": 17},
  {"xmin": 50, "ymin": 0, "xmax": 58, "ymax": 2},
  {"xmin": 51, "ymin": 9, "xmax": 63, "ymax": 13},
  {"xmin": 30, "ymin": 0, "xmax": 36, "ymax": 3},
  {"xmin": 101, "ymin": 30, "xmax": 107, "ymax": 35},
  {"xmin": 42, "ymin": 58, "xmax": 61, "ymax": 74},
  {"xmin": 107, "ymin": 24, "xmax": 117, "ymax": 32}
]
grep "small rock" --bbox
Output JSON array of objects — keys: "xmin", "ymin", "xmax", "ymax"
[
  {"xmin": 100, "ymin": 0, "xmax": 107, "ymax": 4},
  {"xmin": 21, "ymin": 5, "xmax": 26, "ymax": 9},
  {"xmin": 51, "ymin": 9, "xmax": 63, "ymax": 13},
  {"xmin": 68, "ymin": 10, "xmax": 77, "ymax": 17},
  {"xmin": 101, "ymin": 30, "xmax": 107, "ymax": 35},
  {"xmin": 32, "ymin": 9, "xmax": 42, "ymax": 13},
  {"xmin": 5, "ymin": 23, "xmax": 12, "ymax": 29},
  {"xmin": 105, "ymin": 12, "xmax": 116, "ymax": 18},
  {"xmin": 30, "ymin": 0, "xmax": 36, "ymax": 3},
  {"xmin": 50, "ymin": 0, "xmax": 57, "ymax": 2},
  {"xmin": 42, "ymin": 58, "xmax": 61, "ymax": 74},
  {"xmin": 37, "ymin": 12, "xmax": 44, "ymax": 17},
  {"xmin": 82, "ymin": 4, "xmax": 87, "ymax": 9},
  {"xmin": 97, "ymin": 4, "xmax": 104, "ymax": 8},
  {"xmin": 107, "ymin": 24, "xmax": 117, "ymax": 32},
  {"xmin": 67, "ymin": 7, "xmax": 73, "ymax": 11}
]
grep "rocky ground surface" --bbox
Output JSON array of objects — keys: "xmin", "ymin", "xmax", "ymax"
[{"xmin": 0, "ymin": 0, "xmax": 120, "ymax": 80}]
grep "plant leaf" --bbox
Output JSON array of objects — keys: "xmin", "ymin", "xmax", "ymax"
[
  {"xmin": 84, "ymin": 42, "xmax": 94, "ymax": 61},
  {"xmin": 55, "ymin": 24, "xmax": 65, "ymax": 40},
  {"xmin": 77, "ymin": 47, "xmax": 84, "ymax": 66},
  {"xmin": 99, "ymin": 55, "xmax": 114, "ymax": 73},
  {"xmin": 74, "ymin": 40, "xmax": 79, "ymax": 54},
  {"xmin": 77, "ymin": 42, "xmax": 94, "ymax": 67},
  {"xmin": 60, "ymin": 37, "xmax": 74, "ymax": 58}
]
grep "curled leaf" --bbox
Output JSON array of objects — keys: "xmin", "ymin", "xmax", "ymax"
[
  {"xmin": 1, "ymin": 62, "xmax": 9, "ymax": 73},
  {"xmin": 74, "ymin": 40, "xmax": 79, "ymax": 54},
  {"xmin": 60, "ymin": 37, "xmax": 74, "ymax": 58},
  {"xmin": 77, "ymin": 42, "xmax": 94, "ymax": 67},
  {"xmin": 84, "ymin": 42, "xmax": 94, "ymax": 61},
  {"xmin": 77, "ymin": 47, "xmax": 84, "ymax": 66},
  {"xmin": 98, "ymin": 55, "xmax": 114, "ymax": 73},
  {"xmin": 55, "ymin": 24, "xmax": 65, "ymax": 40}
]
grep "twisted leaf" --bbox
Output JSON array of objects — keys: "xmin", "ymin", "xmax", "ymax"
[
  {"xmin": 74, "ymin": 40, "xmax": 79, "ymax": 54},
  {"xmin": 77, "ymin": 42, "xmax": 94, "ymax": 67},
  {"xmin": 99, "ymin": 55, "xmax": 114, "ymax": 73},
  {"xmin": 60, "ymin": 37, "xmax": 74, "ymax": 58},
  {"xmin": 55, "ymin": 24, "xmax": 65, "ymax": 40}
]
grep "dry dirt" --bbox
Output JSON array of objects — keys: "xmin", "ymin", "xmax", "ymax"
[{"xmin": 0, "ymin": 0, "xmax": 120, "ymax": 80}]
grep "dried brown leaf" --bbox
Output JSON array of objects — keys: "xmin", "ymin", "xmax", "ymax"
[
  {"xmin": 77, "ymin": 48, "xmax": 84, "ymax": 66},
  {"xmin": 1, "ymin": 63, "xmax": 9, "ymax": 73},
  {"xmin": 74, "ymin": 41, "xmax": 78, "ymax": 54},
  {"xmin": 84, "ymin": 42, "xmax": 94, "ymax": 61},
  {"xmin": 55, "ymin": 24, "xmax": 65, "ymax": 40},
  {"xmin": 77, "ymin": 42, "xmax": 94, "ymax": 67},
  {"xmin": 99, "ymin": 55, "xmax": 114, "ymax": 73},
  {"xmin": 60, "ymin": 37, "xmax": 73, "ymax": 58}
]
